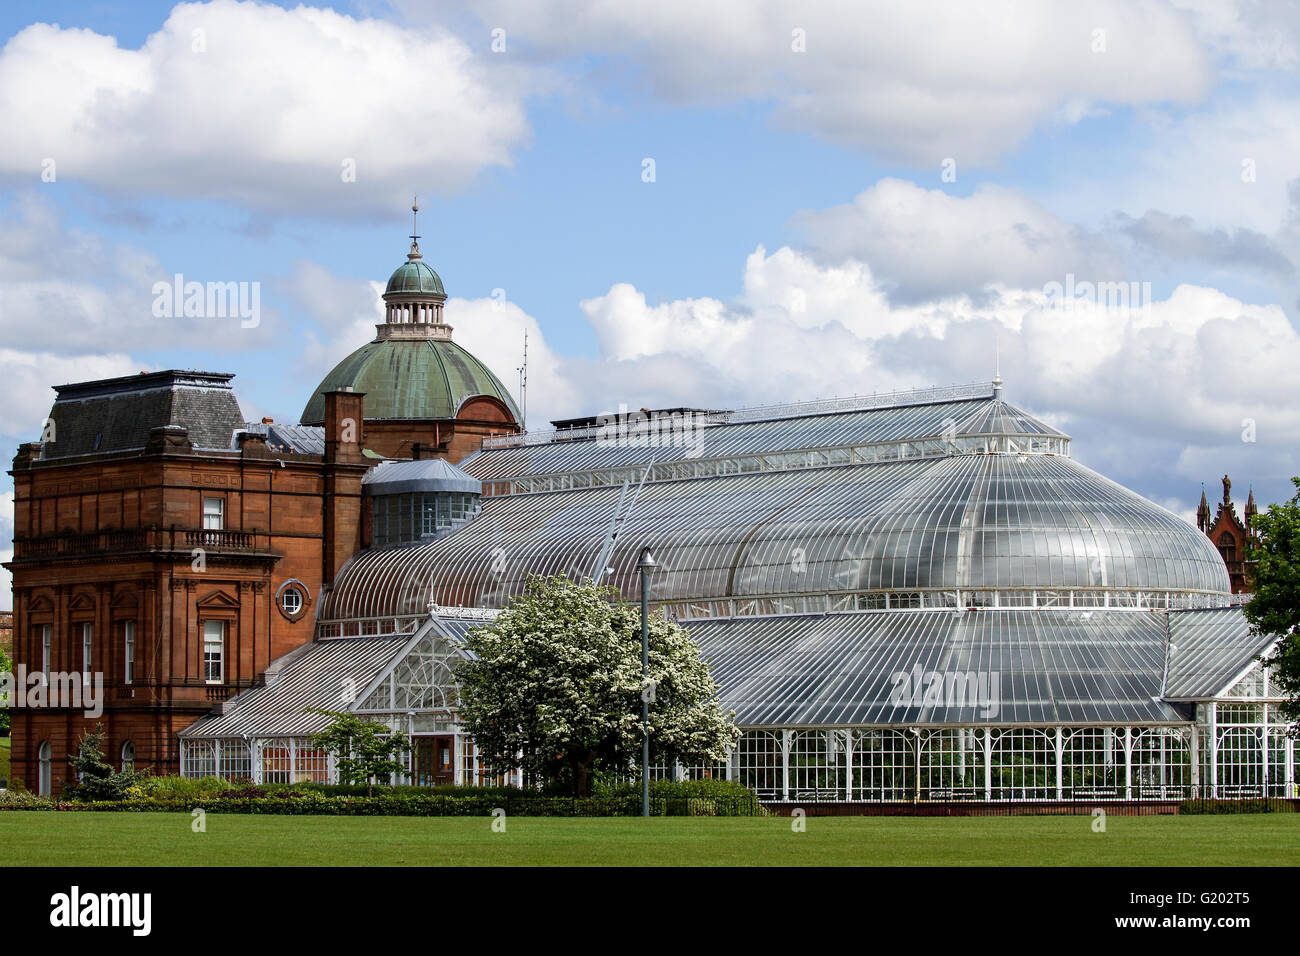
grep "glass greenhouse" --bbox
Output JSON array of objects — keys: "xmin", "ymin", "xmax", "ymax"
[{"xmin": 181, "ymin": 383, "xmax": 1295, "ymax": 801}]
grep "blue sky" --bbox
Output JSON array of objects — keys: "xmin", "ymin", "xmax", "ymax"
[{"xmin": 2, "ymin": 0, "xmax": 1300, "ymax": 608}]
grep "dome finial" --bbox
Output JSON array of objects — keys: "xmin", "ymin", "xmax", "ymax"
[
  {"xmin": 408, "ymin": 196, "xmax": 422, "ymax": 260},
  {"xmin": 992, "ymin": 336, "xmax": 1003, "ymax": 398}
]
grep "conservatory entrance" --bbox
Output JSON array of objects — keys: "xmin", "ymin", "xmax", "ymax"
[{"xmin": 413, "ymin": 735, "xmax": 455, "ymax": 786}]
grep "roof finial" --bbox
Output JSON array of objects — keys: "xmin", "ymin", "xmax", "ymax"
[
  {"xmin": 408, "ymin": 196, "xmax": 422, "ymax": 260},
  {"xmin": 992, "ymin": 336, "xmax": 1003, "ymax": 398}
]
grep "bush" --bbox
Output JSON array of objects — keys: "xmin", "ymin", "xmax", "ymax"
[
  {"xmin": 139, "ymin": 775, "xmax": 235, "ymax": 798},
  {"xmin": 596, "ymin": 777, "xmax": 765, "ymax": 815},
  {"xmin": 65, "ymin": 724, "xmax": 147, "ymax": 802},
  {"xmin": 0, "ymin": 778, "xmax": 765, "ymax": 817},
  {"xmin": 0, "ymin": 790, "xmax": 54, "ymax": 809},
  {"xmin": 1178, "ymin": 798, "xmax": 1297, "ymax": 815}
]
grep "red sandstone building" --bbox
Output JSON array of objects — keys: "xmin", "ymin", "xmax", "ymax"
[
  {"xmin": 5, "ymin": 232, "xmax": 520, "ymax": 794},
  {"xmin": 1197, "ymin": 474, "xmax": 1257, "ymax": 594}
]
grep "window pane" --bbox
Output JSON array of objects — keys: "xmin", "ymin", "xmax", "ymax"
[
  {"xmin": 203, "ymin": 620, "xmax": 224, "ymax": 683},
  {"xmin": 203, "ymin": 497, "xmax": 224, "ymax": 530},
  {"xmin": 124, "ymin": 621, "xmax": 135, "ymax": 685}
]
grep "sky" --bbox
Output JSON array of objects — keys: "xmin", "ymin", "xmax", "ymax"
[{"xmin": 2, "ymin": 0, "xmax": 1300, "ymax": 610}]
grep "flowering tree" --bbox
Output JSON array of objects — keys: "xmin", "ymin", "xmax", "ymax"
[
  {"xmin": 455, "ymin": 574, "xmax": 738, "ymax": 797},
  {"xmin": 308, "ymin": 710, "xmax": 410, "ymax": 795}
]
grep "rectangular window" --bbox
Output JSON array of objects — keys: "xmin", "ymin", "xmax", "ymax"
[
  {"xmin": 202, "ymin": 497, "xmax": 224, "ymax": 531},
  {"xmin": 124, "ymin": 621, "xmax": 135, "ymax": 685},
  {"xmin": 203, "ymin": 620, "xmax": 225, "ymax": 684},
  {"xmin": 82, "ymin": 623, "xmax": 93, "ymax": 683},
  {"xmin": 41, "ymin": 624, "xmax": 51, "ymax": 675},
  {"xmin": 421, "ymin": 494, "xmax": 438, "ymax": 536}
]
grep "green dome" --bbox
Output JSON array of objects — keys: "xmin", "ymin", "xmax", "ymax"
[
  {"xmin": 300, "ymin": 337, "xmax": 519, "ymax": 424},
  {"xmin": 386, "ymin": 259, "xmax": 445, "ymax": 296}
]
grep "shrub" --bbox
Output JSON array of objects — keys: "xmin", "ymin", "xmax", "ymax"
[
  {"xmin": 140, "ymin": 775, "xmax": 235, "ymax": 798},
  {"xmin": 0, "ymin": 790, "xmax": 53, "ymax": 809},
  {"xmin": 64, "ymin": 724, "xmax": 147, "ymax": 802},
  {"xmin": 1178, "ymin": 798, "xmax": 1297, "ymax": 815}
]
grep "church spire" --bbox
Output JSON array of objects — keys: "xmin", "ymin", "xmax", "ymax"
[{"xmin": 1197, "ymin": 484, "xmax": 1210, "ymax": 533}]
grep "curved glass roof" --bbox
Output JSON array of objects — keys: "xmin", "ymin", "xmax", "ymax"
[
  {"xmin": 319, "ymin": 450, "xmax": 1230, "ymax": 622},
  {"xmin": 692, "ymin": 608, "xmax": 1184, "ymax": 726},
  {"xmin": 460, "ymin": 394, "xmax": 1067, "ymax": 483}
]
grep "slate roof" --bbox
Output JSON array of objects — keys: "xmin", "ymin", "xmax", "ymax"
[
  {"xmin": 41, "ymin": 370, "xmax": 245, "ymax": 459},
  {"xmin": 238, "ymin": 422, "xmax": 326, "ymax": 455}
]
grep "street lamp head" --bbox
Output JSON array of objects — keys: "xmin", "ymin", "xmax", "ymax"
[{"xmin": 637, "ymin": 546, "xmax": 657, "ymax": 571}]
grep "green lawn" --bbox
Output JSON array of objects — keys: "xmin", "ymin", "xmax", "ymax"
[{"xmin": 0, "ymin": 811, "xmax": 1296, "ymax": 865}]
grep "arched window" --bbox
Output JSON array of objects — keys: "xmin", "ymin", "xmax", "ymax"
[
  {"xmin": 1218, "ymin": 533, "xmax": 1237, "ymax": 564},
  {"xmin": 121, "ymin": 741, "xmax": 135, "ymax": 773},
  {"xmin": 38, "ymin": 741, "xmax": 52, "ymax": 797}
]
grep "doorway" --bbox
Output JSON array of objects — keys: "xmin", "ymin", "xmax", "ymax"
[{"xmin": 413, "ymin": 735, "xmax": 455, "ymax": 787}]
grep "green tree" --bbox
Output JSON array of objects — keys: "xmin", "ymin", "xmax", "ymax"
[
  {"xmin": 0, "ymin": 644, "xmax": 10, "ymax": 736},
  {"xmin": 308, "ymin": 709, "xmax": 410, "ymax": 795},
  {"xmin": 65, "ymin": 724, "xmax": 146, "ymax": 800},
  {"xmin": 454, "ymin": 574, "xmax": 739, "ymax": 797},
  {"xmin": 1245, "ymin": 477, "xmax": 1300, "ymax": 725}
]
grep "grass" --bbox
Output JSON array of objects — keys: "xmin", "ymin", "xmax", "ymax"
[{"xmin": 0, "ymin": 812, "xmax": 1296, "ymax": 866}]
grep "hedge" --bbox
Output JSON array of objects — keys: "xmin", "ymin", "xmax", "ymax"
[
  {"xmin": 0, "ymin": 777, "xmax": 765, "ymax": 817},
  {"xmin": 1178, "ymin": 798, "xmax": 1298, "ymax": 815}
]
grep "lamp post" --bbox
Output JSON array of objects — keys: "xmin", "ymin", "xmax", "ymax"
[{"xmin": 637, "ymin": 546, "xmax": 657, "ymax": 818}]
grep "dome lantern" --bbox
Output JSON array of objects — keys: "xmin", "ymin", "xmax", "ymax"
[{"xmin": 380, "ymin": 198, "xmax": 451, "ymax": 340}]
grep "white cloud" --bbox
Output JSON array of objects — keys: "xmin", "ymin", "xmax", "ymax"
[
  {"xmin": 282, "ymin": 266, "xmax": 582, "ymax": 429},
  {"xmin": 423, "ymin": 0, "xmax": 1212, "ymax": 165},
  {"xmin": 0, "ymin": 193, "xmax": 283, "ymax": 352},
  {"xmin": 793, "ymin": 179, "xmax": 1125, "ymax": 302},
  {"xmin": 1041, "ymin": 93, "xmax": 1300, "ymax": 239},
  {"xmin": 569, "ymin": 244, "xmax": 1300, "ymax": 510},
  {"xmin": 0, "ymin": 348, "xmax": 140, "ymax": 442},
  {"xmin": 0, "ymin": 1, "xmax": 533, "ymax": 213},
  {"xmin": 1172, "ymin": 0, "xmax": 1300, "ymax": 71}
]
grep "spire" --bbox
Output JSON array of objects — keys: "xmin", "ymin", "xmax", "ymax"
[
  {"xmin": 1197, "ymin": 484, "xmax": 1210, "ymax": 533},
  {"xmin": 408, "ymin": 196, "xmax": 422, "ymax": 261},
  {"xmin": 1246, "ymin": 486, "xmax": 1257, "ymax": 524},
  {"xmin": 992, "ymin": 337, "xmax": 1003, "ymax": 399}
]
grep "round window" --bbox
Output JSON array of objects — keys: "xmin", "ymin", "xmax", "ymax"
[
  {"xmin": 275, "ymin": 580, "xmax": 311, "ymax": 621},
  {"xmin": 281, "ymin": 587, "xmax": 303, "ymax": 616}
]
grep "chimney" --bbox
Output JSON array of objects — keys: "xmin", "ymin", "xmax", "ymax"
[
  {"xmin": 322, "ymin": 388, "xmax": 366, "ymax": 583},
  {"xmin": 145, "ymin": 424, "xmax": 193, "ymax": 456},
  {"xmin": 324, "ymin": 388, "xmax": 365, "ymax": 465},
  {"xmin": 238, "ymin": 430, "xmax": 271, "ymax": 458},
  {"xmin": 12, "ymin": 441, "xmax": 41, "ymax": 470}
]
